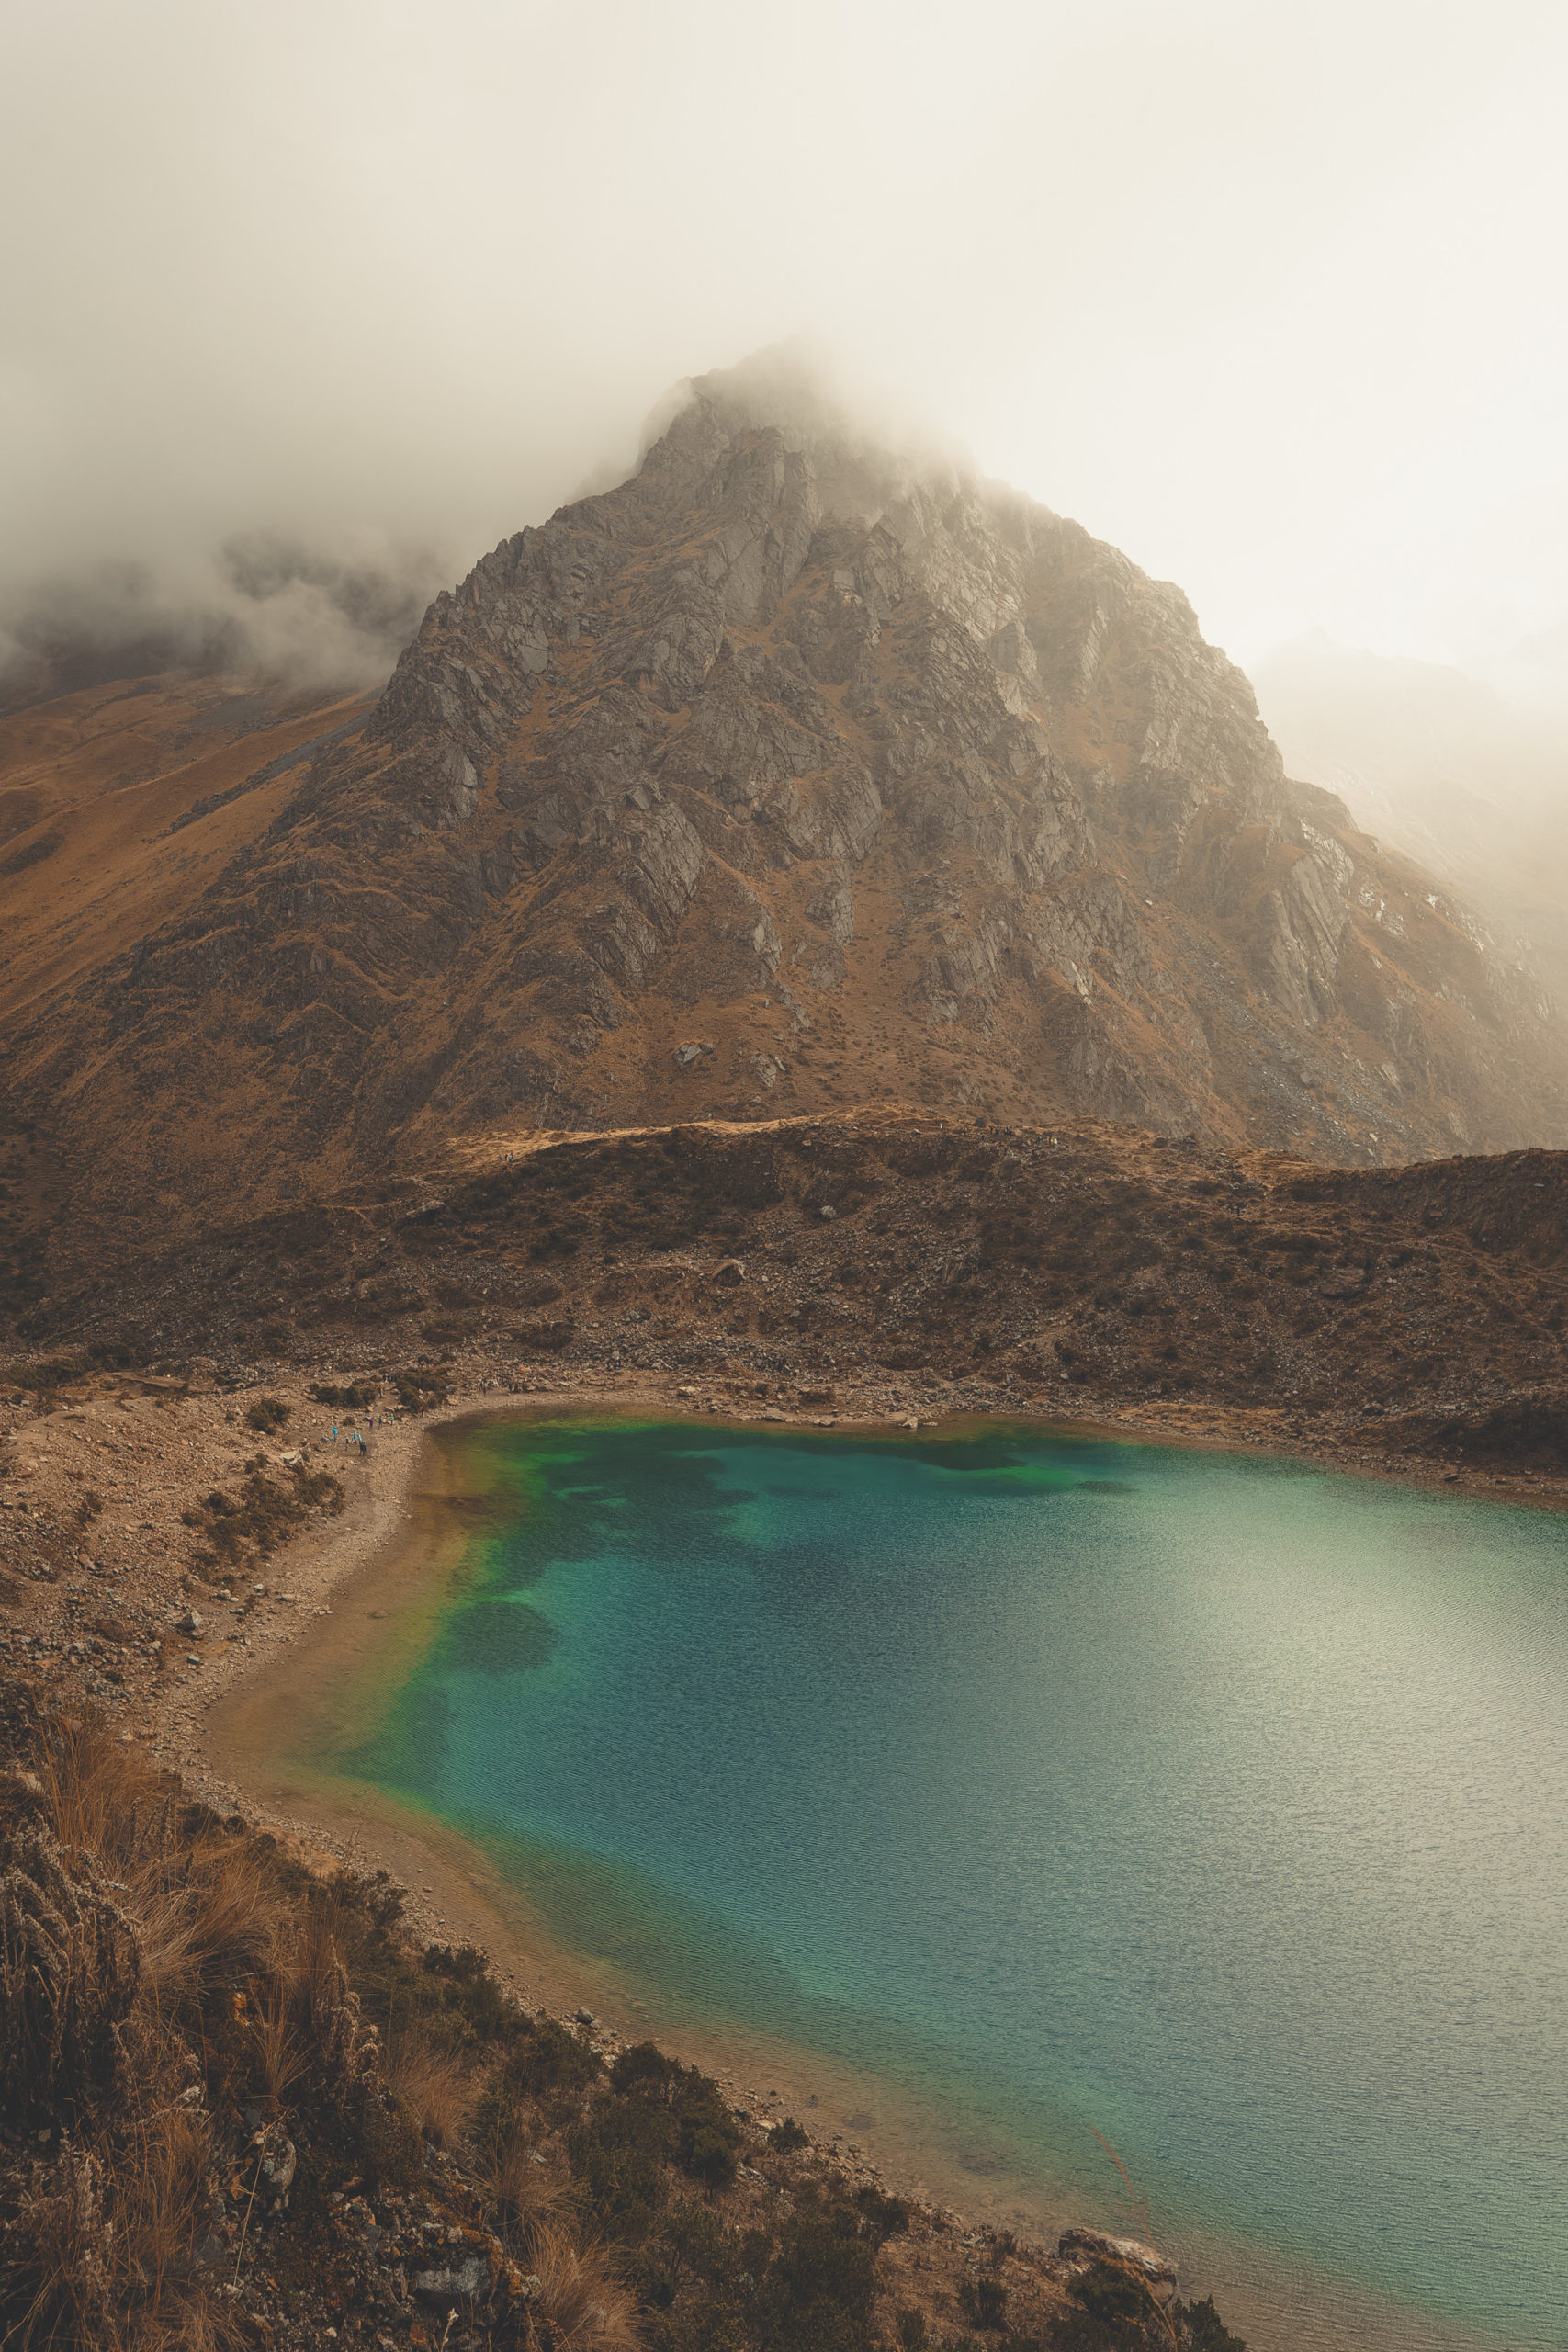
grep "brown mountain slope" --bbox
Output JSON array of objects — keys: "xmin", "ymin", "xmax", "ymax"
[
  {"xmin": 0, "ymin": 673, "xmax": 375, "ymax": 1035},
  {"xmin": 6, "ymin": 359, "xmax": 1567, "ymax": 1251}
]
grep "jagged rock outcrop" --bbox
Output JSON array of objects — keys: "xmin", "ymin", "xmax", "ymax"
[{"xmin": 6, "ymin": 351, "xmax": 1568, "ymax": 1228}]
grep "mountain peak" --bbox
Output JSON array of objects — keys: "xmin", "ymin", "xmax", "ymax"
[{"xmin": 4, "ymin": 370, "xmax": 1566, "ymax": 1243}]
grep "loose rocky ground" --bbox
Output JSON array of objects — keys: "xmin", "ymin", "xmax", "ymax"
[{"xmin": 11, "ymin": 1104, "xmax": 1568, "ymax": 1476}]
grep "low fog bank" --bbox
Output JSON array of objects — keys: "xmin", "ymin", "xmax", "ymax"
[
  {"xmin": 0, "ymin": 536, "xmax": 453, "ymax": 708},
  {"xmin": 1256, "ymin": 631, "xmax": 1568, "ymax": 999},
  {"xmin": 0, "ymin": 345, "xmax": 963, "ymax": 710},
  {"xmin": 6, "ymin": 0, "xmax": 1568, "ymax": 706},
  {"xmin": 0, "ymin": 416, "xmax": 646, "ymax": 709}
]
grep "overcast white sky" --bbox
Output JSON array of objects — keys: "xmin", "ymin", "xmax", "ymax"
[{"xmin": 3, "ymin": 0, "xmax": 1565, "ymax": 681}]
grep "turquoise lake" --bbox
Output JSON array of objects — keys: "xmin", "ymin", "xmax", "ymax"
[{"xmin": 345, "ymin": 1417, "xmax": 1568, "ymax": 2347}]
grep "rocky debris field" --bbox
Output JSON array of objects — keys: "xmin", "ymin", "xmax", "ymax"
[
  {"xmin": 0, "ymin": 1687, "xmax": 1242, "ymax": 2352},
  {"xmin": 0, "ymin": 1372, "xmax": 353, "ymax": 1767},
  {"xmin": 12, "ymin": 1106, "xmax": 1568, "ymax": 1495}
]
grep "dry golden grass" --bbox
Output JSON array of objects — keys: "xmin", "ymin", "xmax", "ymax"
[
  {"xmin": 26, "ymin": 1717, "xmax": 280, "ymax": 2020},
  {"xmin": 34, "ymin": 1716, "xmax": 157, "ymax": 1865},
  {"xmin": 382, "ymin": 2029, "xmax": 472, "ymax": 2149},
  {"xmin": 1, "ymin": 1716, "xmax": 280, "ymax": 2345},
  {"xmin": 172, "ymin": 1840, "xmax": 280, "ymax": 1995},
  {"xmin": 228, "ymin": 1899, "xmax": 381, "ymax": 2120},
  {"xmin": 279, "ymin": 1897, "xmax": 353, "ymax": 2013},
  {"xmin": 526, "ymin": 2223, "xmax": 639, "ymax": 2348},
  {"xmin": 6, "ymin": 2104, "xmax": 245, "ymax": 2352},
  {"xmin": 479, "ymin": 2123, "xmax": 567, "ymax": 2252},
  {"xmin": 243, "ymin": 1978, "xmax": 309, "ymax": 2111},
  {"xmin": 134, "ymin": 1838, "xmax": 281, "ymax": 2009},
  {"xmin": 2, "ymin": 1707, "xmax": 634, "ymax": 2352}
]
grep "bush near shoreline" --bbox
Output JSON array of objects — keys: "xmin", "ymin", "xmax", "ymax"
[{"xmin": 0, "ymin": 1678, "xmax": 1243, "ymax": 2351}]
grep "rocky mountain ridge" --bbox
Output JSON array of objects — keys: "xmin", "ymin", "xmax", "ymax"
[{"xmin": 5, "ymin": 358, "xmax": 1567, "ymax": 1249}]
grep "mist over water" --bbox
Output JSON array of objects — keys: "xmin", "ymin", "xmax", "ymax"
[{"xmin": 341, "ymin": 1419, "xmax": 1568, "ymax": 2350}]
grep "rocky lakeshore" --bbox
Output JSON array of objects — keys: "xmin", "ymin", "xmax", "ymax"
[{"xmin": 0, "ymin": 1368, "xmax": 1249, "ymax": 2351}]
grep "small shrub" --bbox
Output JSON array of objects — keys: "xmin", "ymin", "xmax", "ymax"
[
  {"xmin": 308, "ymin": 1381, "xmax": 378, "ymax": 1409},
  {"xmin": 608, "ymin": 2042, "xmax": 740, "ymax": 2188},
  {"xmin": 178, "ymin": 1461, "xmax": 344, "ymax": 1566},
  {"xmin": 853, "ymin": 2183, "xmax": 908, "ymax": 2244},
  {"xmin": 1174, "ymin": 2295, "xmax": 1247, "ymax": 2351},
  {"xmin": 686, "ymin": 2127, "xmax": 738, "ymax": 2190},
  {"xmin": 477, "ymin": 2014, "xmax": 603, "ymax": 2126},
  {"xmin": 3, "ymin": 1356, "xmax": 84, "ymax": 1397},
  {"xmin": 959, "ymin": 2273, "xmax": 1010, "ymax": 2330},
  {"xmin": 1047, "ymin": 2257, "xmax": 1168, "ymax": 2347},
  {"xmin": 391, "ymin": 1363, "xmax": 452, "ymax": 1411},
  {"xmin": 244, "ymin": 1396, "xmax": 290, "ymax": 1433},
  {"xmin": 754, "ymin": 2207, "xmax": 882, "ymax": 2352},
  {"xmin": 421, "ymin": 1313, "xmax": 471, "ymax": 1346}
]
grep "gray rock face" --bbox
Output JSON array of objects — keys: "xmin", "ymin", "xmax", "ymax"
[
  {"xmin": 1057, "ymin": 2226, "xmax": 1176, "ymax": 2287},
  {"xmin": 412, "ymin": 2256, "xmax": 489, "ymax": 2304},
  {"xmin": 18, "ymin": 353, "xmax": 1568, "ymax": 1205}
]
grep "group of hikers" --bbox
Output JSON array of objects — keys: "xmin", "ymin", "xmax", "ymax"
[{"xmin": 324, "ymin": 1410, "xmax": 399, "ymax": 1451}]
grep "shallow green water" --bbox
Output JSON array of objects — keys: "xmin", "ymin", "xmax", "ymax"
[{"xmin": 344, "ymin": 1419, "xmax": 1568, "ymax": 2346}]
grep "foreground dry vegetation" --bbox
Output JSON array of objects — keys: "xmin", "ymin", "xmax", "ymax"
[{"xmin": 0, "ymin": 1685, "xmax": 1243, "ymax": 2352}]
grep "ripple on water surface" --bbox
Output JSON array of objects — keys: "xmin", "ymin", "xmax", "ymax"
[{"xmin": 341, "ymin": 1418, "xmax": 1568, "ymax": 2350}]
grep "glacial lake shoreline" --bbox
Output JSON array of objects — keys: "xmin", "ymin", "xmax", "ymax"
[{"xmin": 207, "ymin": 1403, "xmax": 1564, "ymax": 2352}]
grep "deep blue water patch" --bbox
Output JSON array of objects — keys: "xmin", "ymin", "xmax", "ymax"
[{"xmin": 344, "ymin": 1417, "xmax": 1568, "ymax": 2347}]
